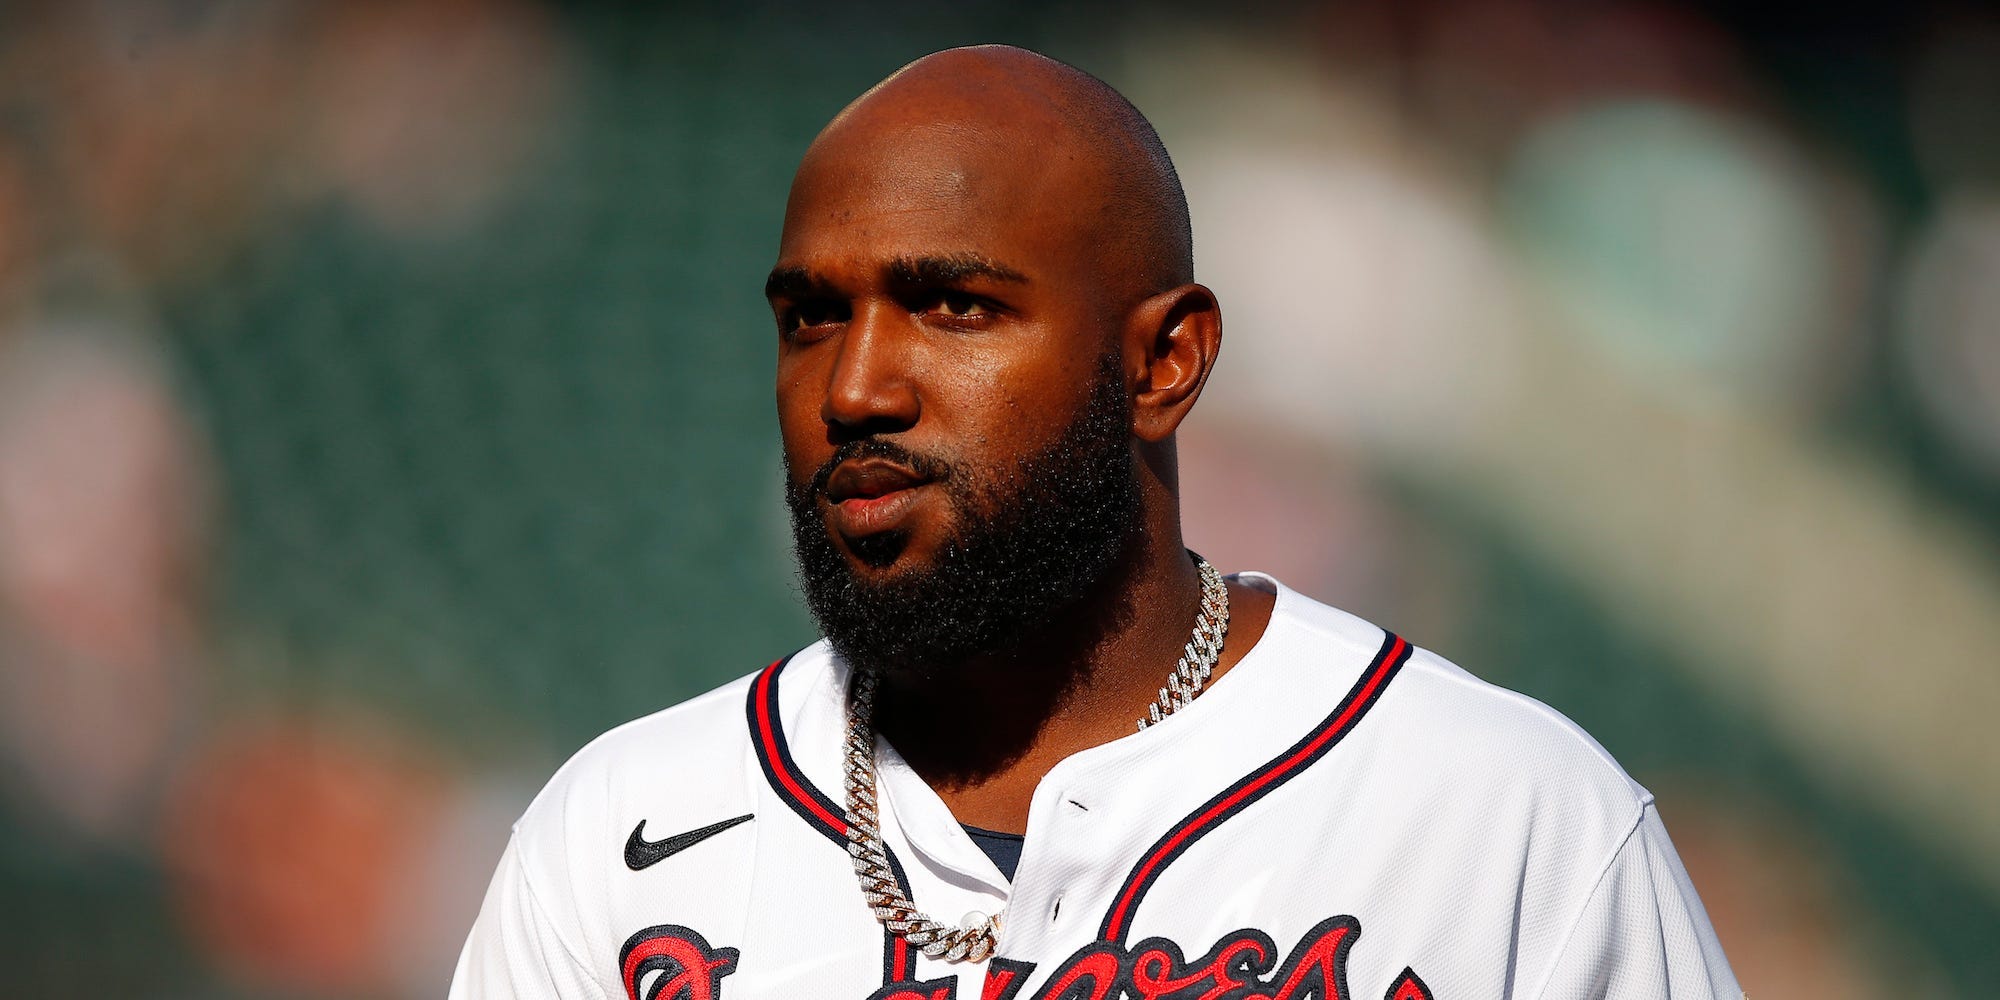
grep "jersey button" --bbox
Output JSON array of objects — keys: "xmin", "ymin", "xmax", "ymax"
[{"xmin": 960, "ymin": 911, "xmax": 992, "ymax": 933}]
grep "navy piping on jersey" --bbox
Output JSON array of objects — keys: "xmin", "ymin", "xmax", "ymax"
[
  {"xmin": 1098, "ymin": 630, "xmax": 1414, "ymax": 944},
  {"xmin": 747, "ymin": 654, "xmax": 917, "ymax": 983}
]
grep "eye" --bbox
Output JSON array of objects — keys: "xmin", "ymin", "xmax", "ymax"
[
  {"xmin": 927, "ymin": 291, "xmax": 991, "ymax": 321},
  {"xmin": 781, "ymin": 299, "xmax": 847, "ymax": 341}
]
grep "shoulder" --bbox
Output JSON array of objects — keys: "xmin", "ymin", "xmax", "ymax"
[
  {"xmin": 503, "ymin": 653, "xmax": 796, "ymax": 894},
  {"xmin": 1264, "ymin": 578, "xmax": 1652, "ymax": 837},
  {"xmin": 1245, "ymin": 580, "xmax": 1737, "ymax": 994},
  {"xmin": 456, "ymin": 655, "xmax": 811, "ymax": 992},
  {"xmin": 1392, "ymin": 644, "xmax": 1649, "ymax": 805},
  {"xmin": 1377, "ymin": 641, "xmax": 1655, "ymax": 874}
]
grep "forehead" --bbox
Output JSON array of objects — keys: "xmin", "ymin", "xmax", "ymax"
[{"xmin": 776, "ymin": 120, "xmax": 1098, "ymax": 278}]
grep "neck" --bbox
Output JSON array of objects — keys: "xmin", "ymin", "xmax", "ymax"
[{"xmin": 867, "ymin": 533, "xmax": 1270, "ymax": 834}]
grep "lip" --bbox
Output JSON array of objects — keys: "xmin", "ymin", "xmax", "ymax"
[
  {"xmin": 826, "ymin": 481, "xmax": 932, "ymax": 538},
  {"xmin": 821, "ymin": 456, "xmax": 937, "ymax": 540},
  {"xmin": 825, "ymin": 459, "xmax": 928, "ymax": 503}
]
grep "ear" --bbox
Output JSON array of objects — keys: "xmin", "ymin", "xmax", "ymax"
[{"xmin": 1125, "ymin": 283, "xmax": 1222, "ymax": 443}]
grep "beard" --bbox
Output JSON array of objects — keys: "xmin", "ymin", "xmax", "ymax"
[{"xmin": 785, "ymin": 356, "xmax": 1143, "ymax": 681}]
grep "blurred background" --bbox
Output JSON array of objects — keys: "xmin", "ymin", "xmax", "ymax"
[{"xmin": 0, "ymin": 0, "xmax": 1994, "ymax": 996}]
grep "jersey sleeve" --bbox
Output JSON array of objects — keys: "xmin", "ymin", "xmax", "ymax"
[
  {"xmin": 1532, "ymin": 803, "xmax": 1741, "ymax": 1000},
  {"xmin": 450, "ymin": 837, "xmax": 617, "ymax": 1000}
]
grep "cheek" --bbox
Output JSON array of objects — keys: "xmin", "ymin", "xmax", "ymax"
[
  {"xmin": 935, "ymin": 350, "xmax": 1096, "ymax": 448},
  {"xmin": 778, "ymin": 434, "xmax": 818, "ymax": 490},
  {"xmin": 774, "ymin": 367, "xmax": 828, "ymax": 482},
  {"xmin": 923, "ymin": 327, "xmax": 1078, "ymax": 407}
]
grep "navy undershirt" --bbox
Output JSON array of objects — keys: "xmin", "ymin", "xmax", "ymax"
[{"xmin": 961, "ymin": 824, "xmax": 1025, "ymax": 881}]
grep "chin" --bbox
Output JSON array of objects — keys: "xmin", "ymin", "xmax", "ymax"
[{"xmin": 837, "ymin": 527, "xmax": 910, "ymax": 570}]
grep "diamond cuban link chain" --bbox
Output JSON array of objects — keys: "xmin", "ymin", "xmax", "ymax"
[
  {"xmin": 1138, "ymin": 554, "xmax": 1230, "ymax": 732},
  {"xmin": 841, "ymin": 552, "xmax": 1232, "ymax": 963}
]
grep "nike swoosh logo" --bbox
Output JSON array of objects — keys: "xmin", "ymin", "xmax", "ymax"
[{"xmin": 625, "ymin": 813, "xmax": 754, "ymax": 871}]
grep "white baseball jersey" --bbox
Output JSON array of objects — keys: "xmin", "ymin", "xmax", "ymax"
[{"xmin": 452, "ymin": 573, "xmax": 1740, "ymax": 999}]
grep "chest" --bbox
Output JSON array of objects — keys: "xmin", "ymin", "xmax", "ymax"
[{"xmin": 612, "ymin": 774, "xmax": 1497, "ymax": 1000}]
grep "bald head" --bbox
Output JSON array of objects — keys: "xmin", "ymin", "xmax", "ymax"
[{"xmin": 788, "ymin": 45, "xmax": 1193, "ymax": 299}]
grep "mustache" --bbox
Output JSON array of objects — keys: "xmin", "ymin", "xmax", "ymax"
[{"xmin": 806, "ymin": 438, "xmax": 956, "ymax": 499}]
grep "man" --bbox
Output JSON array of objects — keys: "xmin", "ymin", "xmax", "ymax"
[{"xmin": 452, "ymin": 45, "xmax": 1740, "ymax": 999}]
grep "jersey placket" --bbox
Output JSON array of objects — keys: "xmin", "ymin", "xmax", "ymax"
[
  {"xmin": 873, "ymin": 742, "xmax": 1014, "ymax": 972},
  {"xmin": 741, "ymin": 652, "xmax": 933, "ymax": 993},
  {"xmin": 971, "ymin": 578, "xmax": 1401, "ymax": 993}
]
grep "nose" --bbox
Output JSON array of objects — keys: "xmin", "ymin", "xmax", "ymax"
[{"xmin": 822, "ymin": 300, "xmax": 919, "ymax": 437}]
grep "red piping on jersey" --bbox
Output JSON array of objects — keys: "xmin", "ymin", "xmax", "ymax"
[
  {"xmin": 752, "ymin": 660, "xmax": 848, "ymax": 835},
  {"xmin": 747, "ymin": 654, "xmax": 916, "ymax": 983},
  {"xmin": 1100, "ymin": 632, "xmax": 1412, "ymax": 944}
]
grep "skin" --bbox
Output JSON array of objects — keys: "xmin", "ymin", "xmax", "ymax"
[{"xmin": 770, "ymin": 46, "xmax": 1274, "ymax": 833}]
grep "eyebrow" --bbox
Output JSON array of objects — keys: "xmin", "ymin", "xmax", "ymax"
[
  {"xmin": 887, "ymin": 253, "xmax": 1028, "ymax": 287},
  {"xmin": 764, "ymin": 253, "xmax": 1029, "ymax": 302},
  {"xmin": 764, "ymin": 266, "xmax": 821, "ymax": 302}
]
